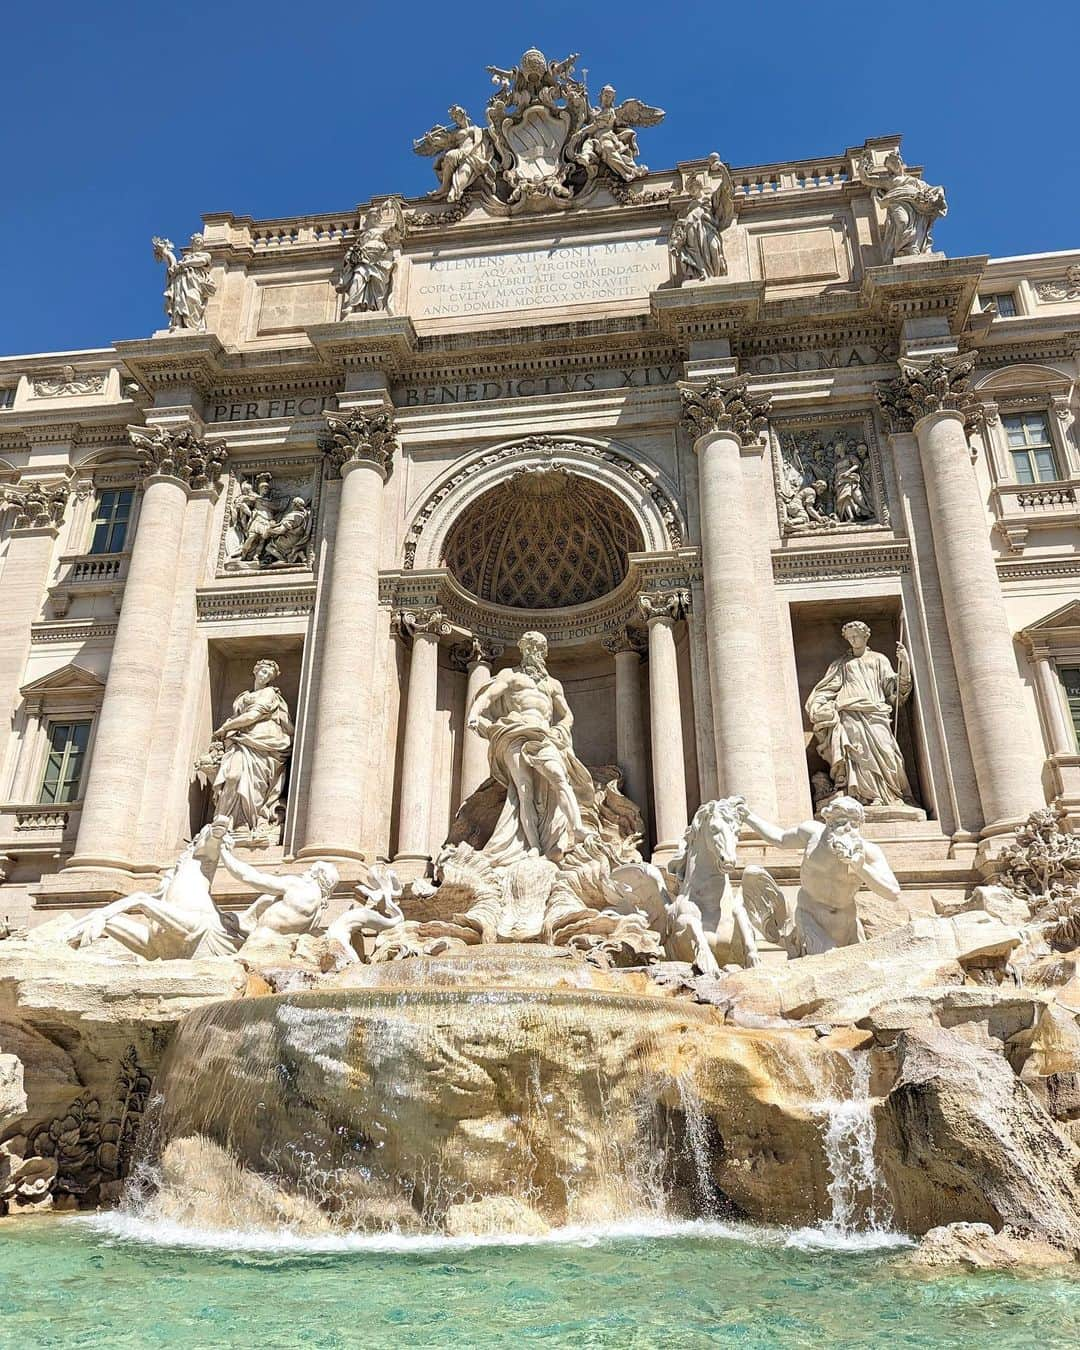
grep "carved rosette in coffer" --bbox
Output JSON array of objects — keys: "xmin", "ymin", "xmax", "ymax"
[
  {"xmin": 769, "ymin": 414, "xmax": 890, "ymax": 538},
  {"xmin": 216, "ymin": 461, "xmax": 321, "ymax": 576}
]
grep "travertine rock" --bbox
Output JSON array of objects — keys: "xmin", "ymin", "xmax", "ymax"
[
  {"xmin": 714, "ymin": 914, "xmax": 1020, "ymax": 1025},
  {"xmin": 0, "ymin": 938, "xmax": 245, "ymax": 1214},
  {"xmin": 876, "ymin": 1027, "xmax": 1080, "ymax": 1248},
  {"xmin": 904, "ymin": 1222, "xmax": 1076, "ymax": 1271},
  {"xmin": 933, "ymin": 883, "xmax": 1032, "ymax": 928}
]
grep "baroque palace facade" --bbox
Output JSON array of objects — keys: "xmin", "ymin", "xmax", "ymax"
[{"xmin": 1, "ymin": 49, "xmax": 1078, "ymax": 926}]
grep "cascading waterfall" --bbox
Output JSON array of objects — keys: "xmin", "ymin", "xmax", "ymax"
[{"xmin": 818, "ymin": 1052, "xmax": 893, "ymax": 1239}]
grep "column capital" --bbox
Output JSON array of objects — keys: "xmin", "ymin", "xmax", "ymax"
[
  {"xmin": 602, "ymin": 627, "xmax": 646, "ymax": 657},
  {"xmin": 320, "ymin": 408, "xmax": 398, "ymax": 481},
  {"xmin": 678, "ymin": 375, "xmax": 771, "ymax": 448},
  {"xmin": 639, "ymin": 589, "xmax": 690, "ymax": 624},
  {"xmin": 393, "ymin": 606, "xmax": 451, "ymax": 642},
  {"xmin": 1, "ymin": 479, "xmax": 70, "ymax": 532},
  {"xmin": 450, "ymin": 636, "xmax": 504, "ymax": 671},
  {"xmin": 876, "ymin": 353, "xmax": 985, "ymax": 435},
  {"xmin": 127, "ymin": 423, "xmax": 227, "ymax": 492}
]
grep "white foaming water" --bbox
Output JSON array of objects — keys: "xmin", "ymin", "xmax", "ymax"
[
  {"xmin": 795, "ymin": 1051, "xmax": 897, "ymax": 1246},
  {"xmin": 81, "ymin": 1209, "xmax": 747, "ymax": 1255}
]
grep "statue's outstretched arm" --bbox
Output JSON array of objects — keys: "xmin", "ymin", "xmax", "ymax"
[
  {"xmin": 742, "ymin": 809, "xmax": 812, "ymax": 851},
  {"xmin": 219, "ymin": 846, "xmax": 286, "ymax": 896}
]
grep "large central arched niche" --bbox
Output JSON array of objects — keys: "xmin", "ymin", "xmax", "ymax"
[
  {"xmin": 443, "ymin": 463, "xmax": 644, "ymax": 609},
  {"xmin": 405, "ymin": 434, "xmax": 684, "ymax": 576}
]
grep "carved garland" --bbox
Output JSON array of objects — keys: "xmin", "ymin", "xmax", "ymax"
[{"xmin": 403, "ymin": 434, "xmax": 684, "ymax": 570}]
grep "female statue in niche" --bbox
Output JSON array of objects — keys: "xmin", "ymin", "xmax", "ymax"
[
  {"xmin": 805, "ymin": 620, "xmax": 916, "ymax": 809},
  {"xmin": 197, "ymin": 658, "xmax": 293, "ymax": 845}
]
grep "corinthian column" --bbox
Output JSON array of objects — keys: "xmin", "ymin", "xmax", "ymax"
[
  {"xmin": 299, "ymin": 409, "xmax": 397, "ymax": 860},
  {"xmin": 879, "ymin": 355, "xmax": 1044, "ymax": 830},
  {"xmin": 679, "ymin": 376, "xmax": 777, "ymax": 818},
  {"xmin": 0, "ymin": 481, "xmax": 70, "ymax": 786},
  {"xmin": 640, "ymin": 591, "xmax": 689, "ymax": 859},
  {"xmin": 454, "ymin": 637, "xmax": 502, "ymax": 803},
  {"xmin": 394, "ymin": 608, "xmax": 451, "ymax": 873},
  {"xmin": 603, "ymin": 628, "xmax": 650, "ymax": 837},
  {"xmin": 71, "ymin": 426, "xmax": 226, "ymax": 870}
]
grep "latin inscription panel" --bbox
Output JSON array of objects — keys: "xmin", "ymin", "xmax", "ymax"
[{"xmin": 408, "ymin": 235, "xmax": 671, "ymax": 319}]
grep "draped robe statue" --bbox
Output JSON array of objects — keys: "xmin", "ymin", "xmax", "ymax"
[
  {"xmin": 201, "ymin": 659, "xmax": 293, "ymax": 843},
  {"xmin": 806, "ymin": 620, "xmax": 915, "ymax": 808},
  {"xmin": 466, "ymin": 631, "xmax": 599, "ymax": 865}
]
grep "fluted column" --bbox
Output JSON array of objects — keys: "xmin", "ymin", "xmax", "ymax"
[
  {"xmin": 394, "ymin": 609, "xmax": 450, "ymax": 871},
  {"xmin": 604, "ymin": 629, "xmax": 650, "ymax": 838},
  {"xmin": 71, "ymin": 426, "xmax": 226, "ymax": 870},
  {"xmin": 1029, "ymin": 648, "xmax": 1074, "ymax": 758},
  {"xmin": 299, "ymin": 409, "xmax": 398, "ymax": 860},
  {"xmin": 454, "ymin": 637, "xmax": 502, "ymax": 803},
  {"xmin": 640, "ymin": 591, "xmax": 689, "ymax": 858},
  {"xmin": 879, "ymin": 356, "xmax": 1044, "ymax": 830},
  {"xmin": 0, "ymin": 482, "xmax": 69, "ymax": 787},
  {"xmin": 679, "ymin": 376, "xmax": 777, "ymax": 817}
]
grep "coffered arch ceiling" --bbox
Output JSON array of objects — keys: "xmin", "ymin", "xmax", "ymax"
[{"xmin": 442, "ymin": 464, "xmax": 645, "ymax": 609}]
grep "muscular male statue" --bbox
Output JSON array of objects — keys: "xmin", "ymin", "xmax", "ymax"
[
  {"xmin": 467, "ymin": 630, "xmax": 598, "ymax": 865},
  {"xmin": 738, "ymin": 795, "xmax": 901, "ymax": 954}
]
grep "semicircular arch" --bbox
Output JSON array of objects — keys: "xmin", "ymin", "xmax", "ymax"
[{"xmin": 404, "ymin": 434, "xmax": 685, "ymax": 573}]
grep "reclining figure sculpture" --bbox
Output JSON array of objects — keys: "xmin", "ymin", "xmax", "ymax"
[{"xmin": 61, "ymin": 817, "xmax": 339, "ymax": 961}]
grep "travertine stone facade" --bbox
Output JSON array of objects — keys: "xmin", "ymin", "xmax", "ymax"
[{"xmin": 1, "ymin": 59, "xmax": 1077, "ymax": 922}]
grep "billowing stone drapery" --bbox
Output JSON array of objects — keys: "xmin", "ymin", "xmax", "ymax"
[
  {"xmin": 603, "ymin": 629, "xmax": 650, "ymax": 837},
  {"xmin": 72, "ymin": 427, "xmax": 225, "ymax": 869},
  {"xmin": 394, "ymin": 609, "xmax": 451, "ymax": 869},
  {"xmin": 639, "ymin": 591, "xmax": 689, "ymax": 856},
  {"xmin": 878, "ymin": 357, "xmax": 1042, "ymax": 829},
  {"xmin": 454, "ymin": 637, "xmax": 503, "ymax": 803},
  {"xmin": 679, "ymin": 376, "xmax": 778, "ymax": 818},
  {"xmin": 299, "ymin": 409, "xmax": 399, "ymax": 860}
]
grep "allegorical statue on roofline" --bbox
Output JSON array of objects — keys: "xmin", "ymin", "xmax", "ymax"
[{"xmin": 413, "ymin": 49, "xmax": 664, "ymax": 215}]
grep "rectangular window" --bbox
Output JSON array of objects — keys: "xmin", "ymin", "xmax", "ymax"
[
  {"xmin": 38, "ymin": 720, "xmax": 92, "ymax": 804},
  {"xmin": 88, "ymin": 488, "xmax": 133, "ymax": 554},
  {"xmin": 1063, "ymin": 667, "xmax": 1080, "ymax": 749},
  {"xmin": 1003, "ymin": 412, "xmax": 1059, "ymax": 485},
  {"xmin": 981, "ymin": 292, "xmax": 1017, "ymax": 317}
]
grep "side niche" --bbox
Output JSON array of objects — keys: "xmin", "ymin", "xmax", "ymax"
[
  {"xmin": 770, "ymin": 415, "xmax": 890, "ymax": 537},
  {"xmin": 217, "ymin": 463, "xmax": 320, "ymax": 574}
]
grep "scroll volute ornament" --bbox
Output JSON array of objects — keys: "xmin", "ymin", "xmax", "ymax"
[
  {"xmin": 320, "ymin": 409, "xmax": 399, "ymax": 480},
  {"xmin": 678, "ymin": 376, "xmax": 772, "ymax": 448},
  {"xmin": 876, "ymin": 354, "xmax": 985, "ymax": 434}
]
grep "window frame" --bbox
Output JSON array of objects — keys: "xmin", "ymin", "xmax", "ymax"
[
  {"xmin": 1001, "ymin": 409, "xmax": 1061, "ymax": 485},
  {"xmin": 980, "ymin": 291, "xmax": 1018, "ymax": 318},
  {"xmin": 87, "ymin": 486, "xmax": 134, "ymax": 555},
  {"xmin": 37, "ymin": 718, "xmax": 93, "ymax": 804}
]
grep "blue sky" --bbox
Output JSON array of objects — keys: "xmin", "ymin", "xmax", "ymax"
[{"xmin": 2, "ymin": 0, "xmax": 1076, "ymax": 356}]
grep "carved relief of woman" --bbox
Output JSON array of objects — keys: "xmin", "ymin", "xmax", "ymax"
[{"xmin": 204, "ymin": 659, "xmax": 293, "ymax": 843}]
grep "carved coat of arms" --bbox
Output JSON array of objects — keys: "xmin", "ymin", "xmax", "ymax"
[{"xmin": 414, "ymin": 49, "xmax": 664, "ymax": 214}]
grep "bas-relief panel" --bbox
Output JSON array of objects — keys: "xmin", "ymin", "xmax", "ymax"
[
  {"xmin": 216, "ymin": 462, "xmax": 321, "ymax": 576},
  {"xmin": 253, "ymin": 280, "xmax": 335, "ymax": 337},
  {"xmin": 769, "ymin": 414, "xmax": 890, "ymax": 538}
]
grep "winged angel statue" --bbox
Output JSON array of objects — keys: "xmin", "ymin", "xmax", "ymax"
[{"xmin": 413, "ymin": 49, "xmax": 664, "ymax": 213}]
